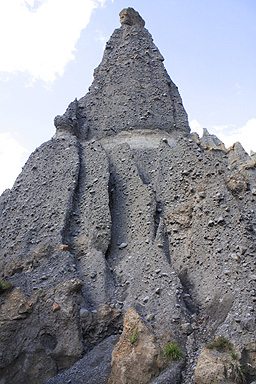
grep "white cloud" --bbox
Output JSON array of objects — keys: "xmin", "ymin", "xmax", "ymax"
[
  {"xmin": 211, "ymin": 124, "xmax": 229, "ymax": 132},
  {"xmin": 0, "ymin": 133, "xmax": 29, "ymax": 194},
  {"xmin": 189, "ymin": 119, "xmax": 203, "ymax": 137},
  {"xmin": 0, "ymin": 0, "xmax": 107, "ymax": 84},
  {"xmin": 216, "ymin": 118, "xmax": 256, "ymax": 154},
  {"xmin": 190, "ymin": 118, "xmax": 256, "ymax": 154}
]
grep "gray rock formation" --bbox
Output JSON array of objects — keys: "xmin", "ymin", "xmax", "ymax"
[
  {"xmin": 54, "ymin": 7, "xmax": 189, "ymax": 140},
  {"xmin": 200, "ymin": 128, "xmax": 226, "ymax": 150},
  {"xmin": 119, "ymin": 7, "xmax": 145, "ymax": 27},
  {"xmin": 0, "ymin": 7, "xmax": 255, "ymax": 384}
]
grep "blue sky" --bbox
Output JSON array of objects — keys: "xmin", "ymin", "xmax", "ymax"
[{"xmin": 0, "ymin": 0, "xmax": 255, "ymax": 194}]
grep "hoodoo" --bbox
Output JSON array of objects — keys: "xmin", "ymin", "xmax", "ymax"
[
  {"xmin": 54, "ymin": 7, "xmax": 189, "ymax": 140},
  {"xmin": 0, "ymin": 8, "xmax": 255, "ymax": 384}
]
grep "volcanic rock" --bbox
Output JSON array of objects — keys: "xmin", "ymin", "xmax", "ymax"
[{"xmin": 0, "ymin": 7, "xmax": 255, "ymax": 384}]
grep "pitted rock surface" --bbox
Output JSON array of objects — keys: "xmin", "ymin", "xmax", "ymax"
[
  {"xmin": 55, "ymin": 9, "xmax": 189, "ymax": 140},
  {"xmin": 119, "ymin": 7, "xmax": 145, "ymax": 27},
  {"xmin": 0, "ymin": 7, "xmax": 255, "ymax": 384}
]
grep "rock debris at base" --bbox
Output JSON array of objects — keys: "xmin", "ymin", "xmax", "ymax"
[{"xmin": 0, "ymin": 7, "xmax": 255, "ymax": 384}]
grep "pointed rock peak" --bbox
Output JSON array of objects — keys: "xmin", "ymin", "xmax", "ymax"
[
  {"xmin": 119, "ymin": 7, "xmax": 145, "ymax": 27},
  {"xmin": 55, "ymin": 9, "xmax": 189, "ymax": 140},
  {"xmin": 201, "ymin": 128, "xmax": 226, "ymax": 150}
]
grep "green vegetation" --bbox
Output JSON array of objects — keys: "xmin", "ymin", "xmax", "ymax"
[
  {"xmin": 232, "ymin": 361, "xmax": 246, "ymax": 384},
  {"xmin": 240, "ymin": 363, "xmax": 250, "ymax": 375},
  {"xmin": 230, "ymin": 350, "xmax": 238, "ymax": 360},
  {"xmin": 129, "ymin": 327, "xmax": 138, "ymax": 344},
  {"xmin": 206, "ymin": 336, "xmax": 246, "ymax": 382},
  {"xmin": 162, "ymin": 341, "xmax": 183, "ymax": 361},
  {"xmin": 206, "ymin": 336, "xmax": 234, "ymax": 354},
  {"xmin": 0, "ymin": 280, "xmax": 13, "ymax": 294}
]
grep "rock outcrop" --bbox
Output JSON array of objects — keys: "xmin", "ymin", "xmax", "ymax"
[
  {"xmin": 54, "ymin": 8, "xmax": 189, "ymax": 140},
  {"xmin": 107, "ymin": 307, "xmax": 164, "ymax": 384},
  {"xmin": 0, "ymin": 7, "xmax": 255, "ymax": 384}
]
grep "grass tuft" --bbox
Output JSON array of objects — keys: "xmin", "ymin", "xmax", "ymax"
[
  {"xmin": 129, "ymin": 327, "xmax": 138, "ymax": 344},
  {"xmin": 0, "ymin": 280, "xmax": 13, "ymax": 294},
  {"xmin": 206, "ymin": 336, "xmax": 234, "ymax": 353},
  {"xmin": 162, "ymin": 341, "xmax": 183, "ymax": 361}
]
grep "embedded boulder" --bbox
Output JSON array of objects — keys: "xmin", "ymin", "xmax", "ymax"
[
  {"xmin": 107, "ymin": 308, "xmax": 164, "ymax": 384},
  {"xmin": 119, "ymin": 7, "xmax": 145, "ymax": 27},
  {"xmin": 194, "ymin": 348, "xmax": 240, "ymax": 384}
]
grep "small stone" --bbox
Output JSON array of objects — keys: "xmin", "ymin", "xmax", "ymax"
[
  {"xmin": 143, "ymin": 296, "xmax": 149, "ymax": 303},
  {"xmin": 231, "ymin": 253, "xmax": 241, "ymax": 262},
  {"xmin": 155, "ymin": 269, "xmax": 161, "ymax": 274},
  {"xmin": 59, "ymin": 244, "xmax": 69, "ymax": 251},
  {"xmin": 240, "ymin": 246, "xmax": 247, "ymax": 255},
  {"xmin": 80, "ymin": 308, "xmax": 90, "ymax": 319},
  {"xmin": 241, "ymin": 317, "xmax": 255, "ymax": 331},
  {"xmin": 52, "ymin": 302, "xmax": 60, "ymax": 312},
  {"xmin": 217, "ymin": 216, "xmax": 225, "ymax": 224},
  {"xmin": 155, "ymin": 287, "xmax": 160, "ymax": 294},
  {"xmin": 118, "ymin": 242, "xmax": 128, "ymax": 249},
  {"xmin": 18, "ymin": 302, "xmax": 33, "ymax": 314},
  {"xmin": 181, "ymin": 323, "xmax": 193, "ymax": 335},
  {"xmin": 198, "ymin": 191, "xmax": 206, "ymax": 199},
  {"xmin": 146, "ymin": 313, "xmax": 155, "ymax": 321},
  {"xmin": 208, "ymin": 220, "xmax": 214, "ymax": 227}
]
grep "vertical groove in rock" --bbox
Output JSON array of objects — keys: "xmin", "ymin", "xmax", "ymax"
[{"xmin": 63, "ymin": 140, "xmax": 115, "ymax": 307}]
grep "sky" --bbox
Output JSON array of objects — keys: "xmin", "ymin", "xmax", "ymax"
[{"xmin": 0, "ymin": 0, "xmax": 255, "ymax": 194}]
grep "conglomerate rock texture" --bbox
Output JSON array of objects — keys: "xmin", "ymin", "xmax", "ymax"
[{"xmin": 0, "ymin": 8, "xmax": 255, "ymax": 384}]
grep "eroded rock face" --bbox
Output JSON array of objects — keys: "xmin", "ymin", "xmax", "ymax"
[
  {"xmin": 194, "ymin": 348, "xmax": 239, "ymax": 384},
  {"xmin": 0, "ymin": 280, "xmax": 84, "ymax": 383},
  {"xmin": 55, "ymin": 8, "xmax": 189, "ymax": 140},
  {"xmin": 0, "ymin": 7, "xmax": 256, "ymax": 384},
  {"xmin": 107, "ymin": 308, "xmax": 164, "ymax": 384}
]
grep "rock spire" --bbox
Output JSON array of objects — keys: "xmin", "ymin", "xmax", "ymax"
[
  {"xmin": 55, "ymin": 7, "xmax": 189, "ymax": 139},
  {"xmin": 0, "ymin": 8, "xmax": 256, "ymax": 384}
]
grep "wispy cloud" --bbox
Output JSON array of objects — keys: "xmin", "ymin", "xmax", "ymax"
[
  {"xmin": 0, "ymin": 133, "xmax": 29, "ymax": 194},
  {"xmin": 234, "ymin": 83, "xmax": 242, "ymax": 94},
  {"xmin": 0, "ymin": 0, "xmax": 107, "ymax": 84},
  {"xmin": 94, "ymin": 30, "xmax": 108, "ymax": 47},
  {"xmin": 190, "ymin": 118, "xmax": 256, "ymax": 154}
]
